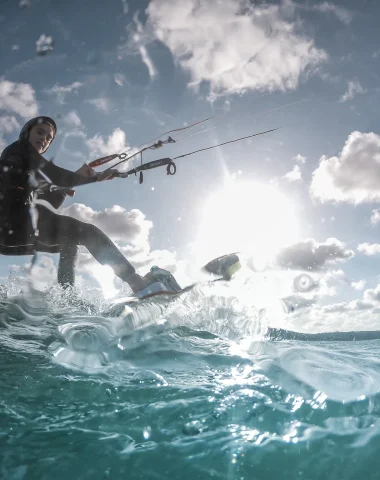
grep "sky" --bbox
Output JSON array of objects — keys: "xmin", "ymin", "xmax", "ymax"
[{"xmin": 1, "ymin": 0, "xmax": 380, "ymax": 329}]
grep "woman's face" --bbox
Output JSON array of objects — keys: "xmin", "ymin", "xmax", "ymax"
[{"xmin": 28, "ymin": 123, "xmax": 54, "ymax": 153}]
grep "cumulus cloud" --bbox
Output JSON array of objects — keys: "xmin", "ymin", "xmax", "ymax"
[
  {"xmin": 370, "ymin": 209, "xmax": 380, "ymax": 225},
  {"xmin": 340, "ymin": 80, "xmax": 366, "ymax": 102},
  {"xmin": 130, "ymin": 0, "xmax": 327, "ymax": 98},
  {"xmin": 310, "ymin": 131, "xmax": 380, "ymax": 204},
  {"xmin": 60, "ymin": 204, "xmax": 152, "ymax": 245},
  {"xmin": 44, "ymin": 81, "xmax": 84, "ymax": 105},
  {"xmin": 275, "ymin": 237, "xmax": 354, "ymax": 271},
  {"xmin": 283, "ymin": 164, "xmax": 302, "ymax": 182},
  {"xmin": 352, "ymin": 279, "xmax": 366, "ymax": 291},
  {"xmin": 364, "ymin": 284, "xmax": 380, "ymax": 304},
  {"xmin": 322, "ymin": 299, "xmax": 373, "ymax": 313},
  {"xmin": 86, "ymin": 97, "xmax": 112, "ymax": 114},
  {"xmin": 0, "ymin": 79, "xmax": 39, "ymax": 119},
  {"xmin": 319, "ymin": 268, "xmax": 350, "ymax": 295},
  {"xmin": 294, "ymin": 153, "xmax": 307, "ymax": 164},
  {"xmin": 124, "ymin": 246, "xmax": 178, "ymax": 272},
  {"xmin": 357, "ymin": 243, "xmax": 380, "ymax": 256},
  {"xmin": 0, "ymin": 115, "xmax": 20, "ymax": 150},
  {"xmin": 311, "ymin": 2, "xmax": 353, "ymax": 25},
  {"xmin": 62, "ymin": 111, "xmax": 83, "ymax": 128},
  {"xmin": 276, "ymin": 294, "xmax": 380, "ymax": 335},
  {"xmin": 86, "ymin": 128, "xmax": 130, "ymax": 158}
]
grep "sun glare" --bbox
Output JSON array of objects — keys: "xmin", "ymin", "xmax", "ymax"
[
  {"xmin": 89, "ymin": 264, "xmax": 119, "ymax": 299},
  {"xmin": 196, "ymin": 181, "xmax": 300, "ymax": 269}
]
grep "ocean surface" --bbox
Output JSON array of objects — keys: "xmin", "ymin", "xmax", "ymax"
[{"xmin": 1, "ymin": 275, "xmax": 380, "ymax": 480}]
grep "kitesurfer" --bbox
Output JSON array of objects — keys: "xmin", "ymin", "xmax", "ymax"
[{"xmin": 0, "ymin": 116, "xmax": 155, "ymax": 293}]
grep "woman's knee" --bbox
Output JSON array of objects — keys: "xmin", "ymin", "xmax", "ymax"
[{"xmin": 60, "ymin": 243, "xmax": 79, "ymax": 258}]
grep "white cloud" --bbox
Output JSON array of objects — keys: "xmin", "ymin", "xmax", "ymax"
[
  {"xmin": 357, "ymin": 243, "xmax": 380, "ymax": 256},
  {"xmin": 316, "ymin": 268, "xmax": 350, "ymax": 297},
  {"xmin": 124, "ymin": 246, "xmax": 178, "ymax": 273},
  {"xmin": 132, "ymin": 0, "xmax": 327, "ymax": 98},
  {"xmin": 340, "ymin": 79, "xmax": 366, "ymax": 102},
  {"xmin": 294, "ymin": 153, "xmax": 307, "ymax": 164},
  {"xmin": 62, "ymin": 111, "xmax": 83, "ymax": 128},
  {"xmin": 364, "ymin": 284, "xmax": 380, "ymax": 304},
  {"xmin": 310, "ymin": 131, "xmax": 380, "ymax": 204},
  {"xmin": 87, "ymin": 97, "xmax": 112, "ymax": 114},
  {"xmin": 352, "ymin": 279, "xmax": 366, "ymax": 291},
  {"xmin": 123, "ymin": 11, "xmax": 158, "ymax": 80},
  {"xmin": 321, "ymin": 302, "xmax": 347, "ymax": 313},
  {"xmin": 275, "ymin": 237, "xmax": 354, "ymax": 271},
  {"xmin": 139, "ymin": 45, "xmax": 157, "ymax": 79},
  {"xmin": 347, "ymin": 299, "xmax": 373, "ymax": 310},
  {"xmin": 121, "ymin": 0, "xmax": 128, "ymax": 15},
  {"xmin": 322, "ymin": 299, "xmax": 372, "ymax": 313},
  {"xmin": 0, "ymin": 78, "xmax": 39, "ymax": 119},
  {"xmin": 45, "ymin": 81, "xmax": 84, "ymax": 105},
  {"xmin": 281, "ymin": 295, "xmax": 380, "ymax": 336},
  {"xmin": 86, "ymin": 128, "xmax": 130, "ymax": 159},
  {"xmin": 371, "ymin": 209, "xmax": 380, "ymax": 225},
  {"xmin": 60, "ymin": 204, "xmax": 152, "ymax": 245},
  {"xmin": 311, "ymin": 2, "xmax": 353, "ymax": 25},
  {"xmin": 283, "ymin": 164, "xmax": 302, "ymax": 182},
  {"xmin": 0, "ymin": 115, "xmax": 20, "ymax": 150},
  {"xmin": 0, "ymin": 115, "xmax": 19, "ymax": 135}
]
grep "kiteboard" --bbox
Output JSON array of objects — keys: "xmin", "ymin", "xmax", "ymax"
[{"xmin": 132, "ymin": 253, "xmax": 241, "ymax": 301}]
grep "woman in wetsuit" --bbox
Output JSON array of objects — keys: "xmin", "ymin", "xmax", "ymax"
[{"xmin": 0, "ymin": 116, "xmax": 149, "ymax": 293}]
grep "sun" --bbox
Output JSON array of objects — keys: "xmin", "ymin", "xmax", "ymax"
[{"xmin": 195, "ymin": 181, "xmax": 300, "ymax": 269}]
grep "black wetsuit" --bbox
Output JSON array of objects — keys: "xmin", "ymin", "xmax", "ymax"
[{"xmin": 0, "ymin": 139, "xmax": 136, "ymax": 286}]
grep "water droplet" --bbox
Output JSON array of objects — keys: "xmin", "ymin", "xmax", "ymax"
[
  {"xmin": 114, "ymin": 73, "xmax": 126, "ymax": 86},
  {"xmin": 105, "ymin": 388, "xmax": 111, "ymax": 396},
  {"xmin": 131, "ymin": 370, "xmax": 168, "ymax": 386},
  {"xmin": 36, "ymin": 34, "xmax": 54, "ymax": 56},
  {"xmin": 151, "ymin": 187, "xmax": 154, "ymax": 191},
  {"xmin": 12, "ymin": 45, "xmax": 20, "ymax": 51},
  {"xmin": 19, "ymin": 0, "xmax": 31, "ymax": 8},
  {"xmin": 143, "ymin": 426, "xmax": 151, "ymax": 439},
  {"xmin": 8, "ymin": 230, "xmax": 13, "ymax": 235},
  {"xmin": 293, "ymin": 273, "xmax": 316, "ymax": 293},
  {"xmin": 183, "ymin": 420, "xmax": 203, "ymax": 436}
]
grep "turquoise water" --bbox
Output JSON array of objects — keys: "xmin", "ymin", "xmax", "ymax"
[{"xmin": 2, "ymin": 282, "xmax": 380, "ymax": 479}]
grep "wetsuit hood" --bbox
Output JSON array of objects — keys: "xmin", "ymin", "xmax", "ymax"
[{"xmin": 19, "ymin": 116, "xmax": 57, "ymax": 153}]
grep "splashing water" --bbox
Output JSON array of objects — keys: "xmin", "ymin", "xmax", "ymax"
[{"xmin": 1, "ymin": 273, "xmax": 380, "ymax": 479}]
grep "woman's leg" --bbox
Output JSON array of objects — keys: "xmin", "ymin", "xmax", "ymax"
[
  {"xmin": 57, "ymin": 244, "xmax": 78, "ymax": 287},
  {"xmin": 36, "ymin": 207, "xmax": 147, "ymax": 292}
]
